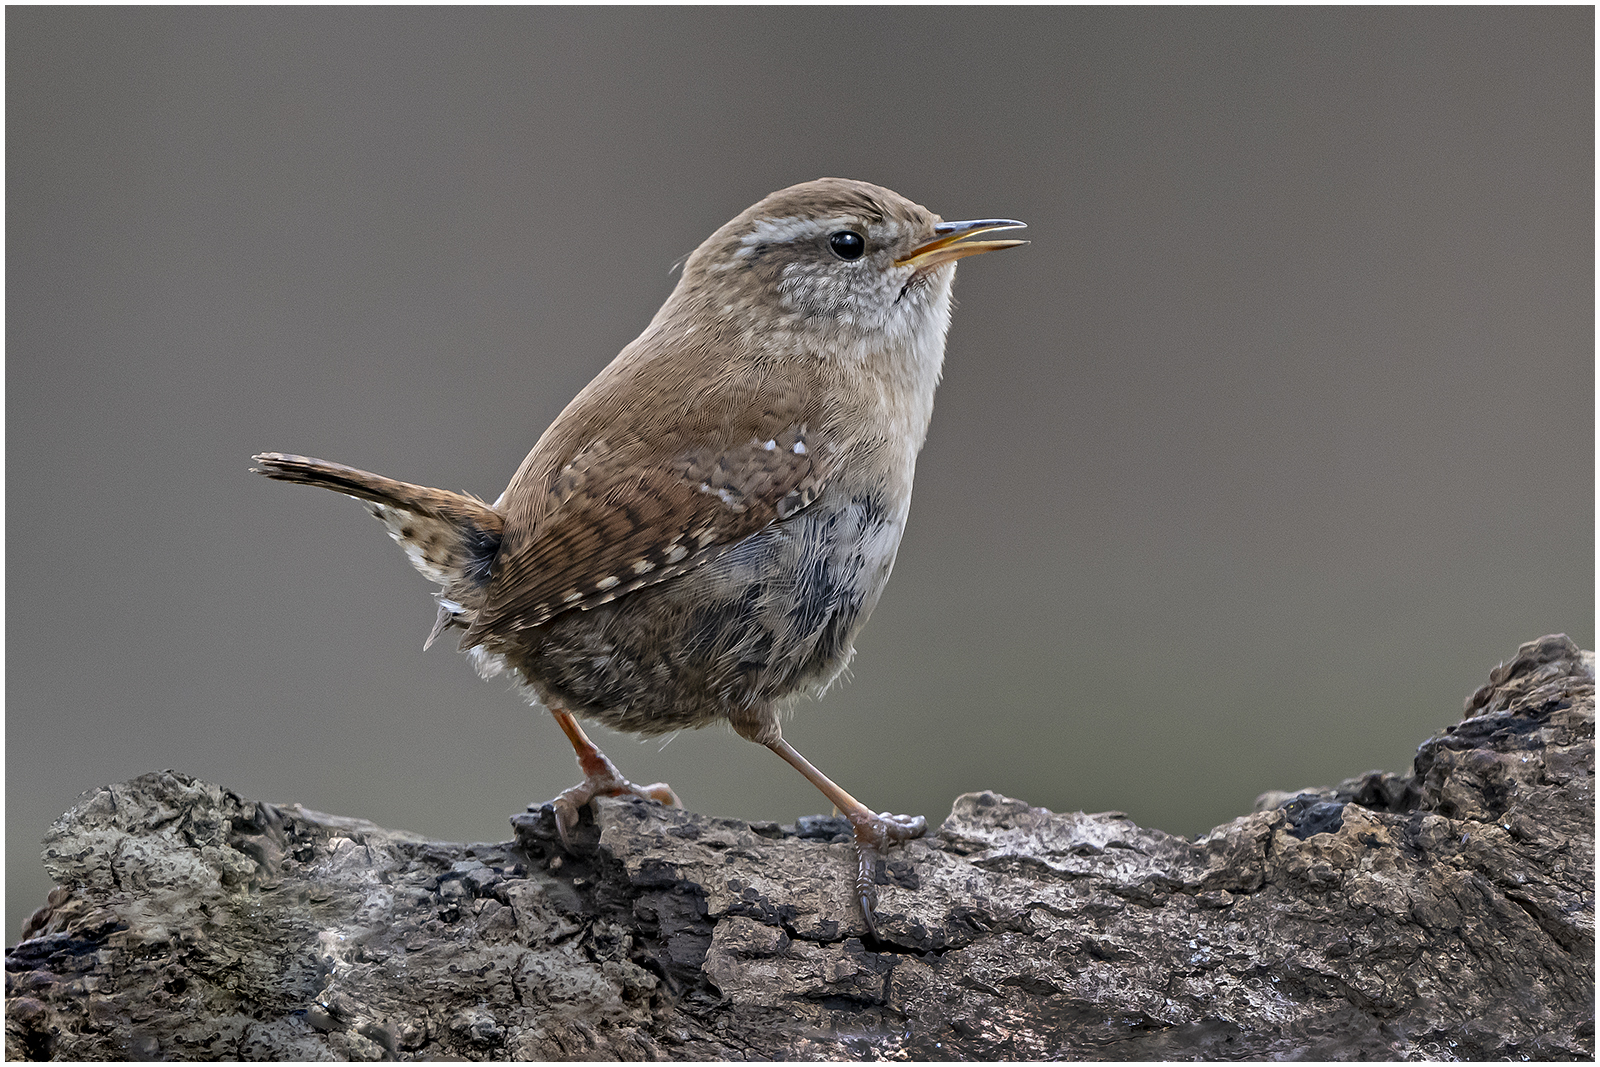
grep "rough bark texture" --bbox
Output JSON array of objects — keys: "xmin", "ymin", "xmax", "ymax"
[{"xmin": 7, "ymin": 635, "xmax": 1594, "ymax": 1060}]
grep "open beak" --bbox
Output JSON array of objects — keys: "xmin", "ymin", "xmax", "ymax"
[{"xmin": 894, "ymin": 218, "xmax": 1028, "ymax": 271}]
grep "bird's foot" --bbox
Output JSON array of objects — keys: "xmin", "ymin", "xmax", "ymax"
[
  {"xmin": 847, "ymin": 810, "xmax": 927, "ymax": 939},
  {"xmin": 548, "ymin": 754, "xmax": 680, "ymax": 849}
]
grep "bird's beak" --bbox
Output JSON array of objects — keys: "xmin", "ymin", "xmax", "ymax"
[{"xmin": 894, "ymin": 218, "xmax": 1028, "ymax": 270}]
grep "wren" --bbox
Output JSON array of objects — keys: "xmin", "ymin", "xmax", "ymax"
[{"xmin": 254, "ymin": 178, "xmax": 1025, "ymax": 935}]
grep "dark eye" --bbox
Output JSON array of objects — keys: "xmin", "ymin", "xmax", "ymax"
[{"xmin": 828, "ymin": 230, "xmax": 865, "ymax": 261}]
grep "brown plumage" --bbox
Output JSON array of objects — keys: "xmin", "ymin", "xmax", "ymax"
[{"xmin": 254, "ymin": 177, "xmax": 1024, "ymax": 935}]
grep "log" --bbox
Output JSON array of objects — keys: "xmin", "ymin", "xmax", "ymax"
[{"xmin": 6, "ymin": 635, "xmax": 1593, "ymax": 1060}]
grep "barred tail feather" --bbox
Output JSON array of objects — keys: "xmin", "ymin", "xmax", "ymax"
[{"xmin": 252, "ymin": 452, "xmax": 503, "ymax": 605}]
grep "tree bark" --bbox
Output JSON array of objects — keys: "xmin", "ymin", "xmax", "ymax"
[{"xmin": 7, "ymin": 635, "xmax": 1593, "ymax": 1060}]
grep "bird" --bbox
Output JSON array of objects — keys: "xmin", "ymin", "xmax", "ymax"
[{"xmin": 253, "ymin": 177, "xmax": 1025, "ymax": 935}]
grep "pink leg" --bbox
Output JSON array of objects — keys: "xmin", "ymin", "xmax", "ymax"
[
  {"xmin": 547, "ymin": 707, "xmax": 679, "ymax": 847},
  {"xmin": 766, "ymin": 737, "xmax": 926, "ymax": 938}
]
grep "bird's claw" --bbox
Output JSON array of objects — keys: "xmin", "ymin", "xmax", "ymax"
[
  {"xmin": 638, "ymin": 782, "xmax": 682, "ymax": 808},
  {"xmin": 550, "ymin": 794, "xmax": 583, "ymax": 850},
  {"xmin": 546, "ymin": 775, "xmax": 681, "ymax": 851},
  {"xmin": 848, "ymin": 810, "xmax": 928, "ymax": 939}
]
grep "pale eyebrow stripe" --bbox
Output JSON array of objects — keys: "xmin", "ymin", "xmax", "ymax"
[{"xmin": 741, "ymin": 216, "xmax": 846, "ymax": 247}]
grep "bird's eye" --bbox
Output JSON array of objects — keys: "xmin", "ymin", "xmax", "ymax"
[{"xmin": 828, "ymin": 230, "xmax": 866, "ymax": 261}]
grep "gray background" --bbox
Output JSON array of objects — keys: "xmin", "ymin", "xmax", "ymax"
[{"xmin": 7, "ymin": 8, "xmax": 1592, "ymax": 941}]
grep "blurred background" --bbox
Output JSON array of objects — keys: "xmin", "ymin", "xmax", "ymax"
[{"xmin": 7, "ymin": 8, "xmax": 1592, "ymax": 941}]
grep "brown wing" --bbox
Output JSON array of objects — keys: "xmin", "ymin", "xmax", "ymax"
[{"xmin": 465, "ymin": 423, "xmax": 828, "ymax": 639}]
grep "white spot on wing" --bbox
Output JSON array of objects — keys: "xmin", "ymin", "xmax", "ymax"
[{"xmin": 793, "ymin": 440, "xmax": 807, "ymax": 455}]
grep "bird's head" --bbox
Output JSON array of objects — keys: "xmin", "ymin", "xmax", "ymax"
[{"xmin": 673, "ymin": 178, "xmax": 1025, "ymax": 362}]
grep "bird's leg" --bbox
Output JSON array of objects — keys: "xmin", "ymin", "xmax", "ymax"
[
  {"xmin": 547, "ymin": 707, "xmax": 680, "ymax": 848},
  {"xmin": 765, "ymin": 737, "xmax": 926, "ymax": 939}
]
